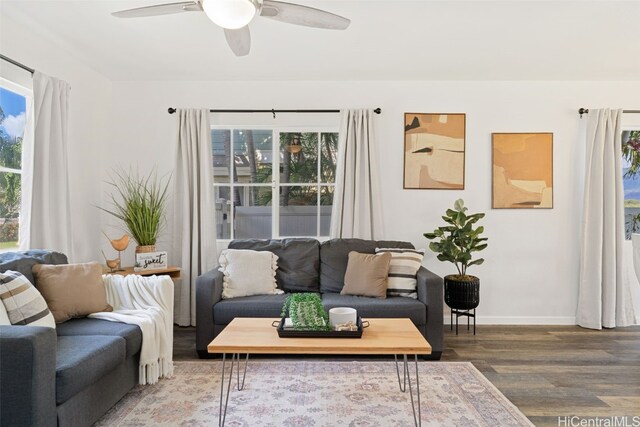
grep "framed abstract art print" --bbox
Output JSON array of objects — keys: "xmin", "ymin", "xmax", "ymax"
[
  {"xmin": 492, "ymin": 132, "xmax": 553, "ymax": 209},
  {"xmin": 403, "ymin": 113, "xmax": 465, "ymax": 189}
]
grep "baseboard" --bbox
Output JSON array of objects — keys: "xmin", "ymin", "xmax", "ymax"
[
  {"xmin": 443, "ymin": 315, "xmax": 640, "ymax": 325},
  {"xmin": 443, "ymin": 315, "xmax": 577, "ymax": 325}
]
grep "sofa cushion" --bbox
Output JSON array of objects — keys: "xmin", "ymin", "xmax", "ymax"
[
  {"xmin": 321, "ymin": 293, "xmax": 426, "ymax": 326},
  {"xmin": 229, "ymin": 238, "xmax": 320, "ymax": 292},
  {"xmin": 56, "ymin": 335, "xmax": 126, "ymax": 404},
  {"xmin": 56, "ymin": 318, "xmax": 142, "ymax": 359},
  {"xmin": 319, "ymin": 239, "xmax": 414, "ymax": 293},
  {"xmin": 0, "ymin": 250, "xmax": 68, "ymax": 286},
  {"xmin": 213, "ymin": 293, "xmax": 289, "ymax": 325}
]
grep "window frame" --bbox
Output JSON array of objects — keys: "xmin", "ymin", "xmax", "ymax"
[
  {"xmin": 0, "ymin": 77, "xmax": 32, "ymax": 252},
  {"xmin": 211, "ymin": 125, "xmax": 339, "ymax": 241}
]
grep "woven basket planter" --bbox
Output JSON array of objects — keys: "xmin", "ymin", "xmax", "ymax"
[
  {"xmin": 135, "ymin": 245, "xmax": 156, "ymax": 254},
  {"xmin": 444, "ymin": 275, "xmax": 480, "ymax": 310}
]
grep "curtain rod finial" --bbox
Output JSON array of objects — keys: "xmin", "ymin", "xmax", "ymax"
[
  {"xmin": 374, "ymin": 108, "xmax": 381, "ymax": 114},
  {"xmin": 578, "ymin": 108, "xmax": 589, "ymax": 118},
  {"xmin": 168, "ymin": 108, "xmax": 176, "ymax": 114}
]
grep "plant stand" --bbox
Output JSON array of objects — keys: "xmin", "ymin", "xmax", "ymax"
[
  {"xmin": 444, "ymin": 275, "xmax": 480, "ymax": 336},
  {"xmin": 450, "ymin": 308, "xmax": 476, "ymax": 335}
]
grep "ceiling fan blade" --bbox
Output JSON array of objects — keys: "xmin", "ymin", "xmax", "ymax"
[
  {"xmin": 224, "ymin": 26, "xmax": 251, "ymax": 57},
  {"xmin": 261, "ymin": 0, "xmax": 350, "ymax": 30},
  {"xmin": 112, "ymin": 1, "xmax": 201, "ymax": 18}
]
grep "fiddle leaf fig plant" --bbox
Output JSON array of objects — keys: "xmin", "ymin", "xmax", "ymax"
[{"xmin": 424, "ymin": 199, "xmax": 487, "ymax": 279}]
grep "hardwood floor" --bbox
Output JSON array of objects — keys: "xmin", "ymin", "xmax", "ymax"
[{"xmin": 173, "ymin": 324, "xmax": 640, "ymax": 426}]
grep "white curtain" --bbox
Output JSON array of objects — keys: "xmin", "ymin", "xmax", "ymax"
[
  {"xmin": 173, "ymin": 109, "xmax": 217, "ymax": 326},
  {"xmin": 20, "ymin": 71, "xmax": 73, "ymax": 258},
  {"xmin": 330, "ymin": 109, "xmax": 384, "ymax": 239},
  {"xmin": 577, "ymin": 108, "xmax": 636, "ymax": 329}
]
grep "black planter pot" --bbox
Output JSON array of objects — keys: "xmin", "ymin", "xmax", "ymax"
[{"xmin": 444, "ymin": 275, "xmax": 480, "ymax": 310}]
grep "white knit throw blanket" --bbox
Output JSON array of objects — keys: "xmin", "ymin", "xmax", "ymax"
[{"xmin": 89, "ymin": 274, "xmax": 174, "ymax": 385}]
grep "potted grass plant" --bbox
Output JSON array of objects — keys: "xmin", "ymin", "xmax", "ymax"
[
  {"xmin": 424, "ymin": 199, "xmax": 488, "ymax": 311},
  {"xmin": 100, "ymin": 168, "xmax": 170, "ymax": 254}
]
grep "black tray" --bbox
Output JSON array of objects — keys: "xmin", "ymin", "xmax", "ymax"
[{"xmin": 272, "ymin": 317, "xmax": 368, "ymax": 338}]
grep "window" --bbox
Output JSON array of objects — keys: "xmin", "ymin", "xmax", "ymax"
[
  {"xmin": 212, "ymin": 127, "xmax": 338, "ymax": 240},
  {"xmin": 623, "ymin": 129, "xmax": 640, "ymax": 238},
  {"xmin": 0, "ymin": 82, "xmax": 28, "ymax": 249}
]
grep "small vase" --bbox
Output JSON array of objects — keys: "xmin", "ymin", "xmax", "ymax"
[{"xmin": 135, "ymin": 245, "xmax": 156, "ymax": 254}]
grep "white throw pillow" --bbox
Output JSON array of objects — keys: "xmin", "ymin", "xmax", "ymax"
[
  {"xmin": 0, "ymin": 270, "xmax": 56, "ymax": 328},
  {"xmin": 219, "ymin": 249, "xmax": 283, "ymax": 299}
]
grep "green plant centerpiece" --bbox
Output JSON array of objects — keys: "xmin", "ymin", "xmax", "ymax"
[
  {"xmin": 281, "ymin": 293, "xmax": 330, "ymax": 331},
  {"xmin": 424, "ymin": 199, "xmax": 487, "ymax": 311},
  {"xmin": 100, "ymin": 168, "xmax": 170, "ymax": 252}
]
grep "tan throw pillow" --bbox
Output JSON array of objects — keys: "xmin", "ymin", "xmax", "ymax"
[
  {"xmin": 341, "ymin": 251, "xmax": 392, "ymax": 299},
  {"xmin": 32, "ymin": 262, "xmax": 112, "ymax": 323}
]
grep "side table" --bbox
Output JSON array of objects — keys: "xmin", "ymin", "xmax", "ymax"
[{"xmin": 104, "ymin": 266, "xmax": 181, "ymax": 280}]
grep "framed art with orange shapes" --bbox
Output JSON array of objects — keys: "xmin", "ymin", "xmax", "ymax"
[
  {"xmin": 403, "ymin": 113, "xmax": 466, "ymax": 189},
  {"xmin": 492, "ymin": 132, "xmax": 553, "ymax": 209}
]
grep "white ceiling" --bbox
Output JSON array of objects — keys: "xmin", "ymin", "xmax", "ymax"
[{"xmin": 2, "ymin": 0, "xmax": 640, "ymax": 81}]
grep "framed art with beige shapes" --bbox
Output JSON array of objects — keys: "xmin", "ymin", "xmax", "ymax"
[
  {"xmin": 492, "ymin": 133, "xmax": 553, "ymax": 209},
  {"xmin": 403, "ymin": 113, "xmax": 466, "ymax": 189}
]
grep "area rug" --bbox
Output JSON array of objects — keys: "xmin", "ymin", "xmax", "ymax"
[{"xmin": 95, "ymin": 360, "xmax": 533, "ymax": 427}]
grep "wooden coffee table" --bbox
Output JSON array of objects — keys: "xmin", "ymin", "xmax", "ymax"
[{"xmin": 208, "ymin": 317, "xmax": 431, "ymax": 427}]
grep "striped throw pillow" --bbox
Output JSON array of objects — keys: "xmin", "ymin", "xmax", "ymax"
[
  {"xmin": 0, "ymin": 270, "xmax": 56, "ymax": 328},
  {"xmin": 375, "ymin": 248, "xmax": 425, "ymax": 299}
]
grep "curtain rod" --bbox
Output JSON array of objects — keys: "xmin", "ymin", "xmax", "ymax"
[
  {"xmin": 0, "ymin": 53, "xmax": 34, "ymax": 75},
  {"xmin": 168, "ymin": 107, "xmax": 382, "ymax": 117},
  {"xmin": 578, "ymin": 108, "xmax": 640, "ymax": 118}
]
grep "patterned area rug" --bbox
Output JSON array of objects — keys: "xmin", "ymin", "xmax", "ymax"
[{"xmin": 96, "ymin": 360, "xmax": 533, "ymax": 427}]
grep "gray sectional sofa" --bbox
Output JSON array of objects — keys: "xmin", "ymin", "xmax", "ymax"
[
  {"xmin": 196, "ymin": 238, "xmax": 444, "ymax": 359},
  {"xmin": 0, "ymin": 250, "xmax": 141, "ymax": 427}
]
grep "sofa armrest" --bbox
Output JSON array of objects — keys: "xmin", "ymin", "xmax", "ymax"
[
  {"xmin": 416, "ymin": 267, "xmax": 444, "ymax": 357},
  {"xmin": 0, "ymin": 325, "xmax": 57, "ymax": 427},
  {"xmin": 195, "ymin": 268, "xmax": 224, "ymax": 357}
]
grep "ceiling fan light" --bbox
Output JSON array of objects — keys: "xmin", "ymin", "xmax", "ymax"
[{"xmin": 202, "ymin": 0, "xmax": 258, "ymax": 30}]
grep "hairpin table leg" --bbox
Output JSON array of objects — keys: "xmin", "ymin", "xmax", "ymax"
[
  {"xmin": 236, "ymin": 353, "xmax": 249, "ymax": 391},
  {"xmin": 394, "ymin": 354, "xmax": 407, "ymax": 392},
  {"xmin": 394, "ymin": 354, "xmax": 423, "ymax": 425},
  {"xmin": 218, "ymin": 353, "xmax": 236, "ymax": 427}
]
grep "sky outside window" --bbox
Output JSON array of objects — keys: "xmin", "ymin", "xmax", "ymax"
[{"xmin": 0, "ymin": 87, "xmax": 27, "ymax": 140}]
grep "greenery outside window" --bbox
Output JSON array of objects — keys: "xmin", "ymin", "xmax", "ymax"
[
  {"xmin": 0, "ymin": 81, "xmax": 29, "ymax": 250},
  {"xmin": 212, "ymin": 127, "xmax": 338, "ymax": 240},
  {"xmin": 622, "ymin": 129, "xmax": 640, "ymax": 238}
]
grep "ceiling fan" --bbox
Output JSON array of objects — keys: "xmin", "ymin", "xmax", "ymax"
[{"xmin": 112, "ymin": 0, "xmax": 351, "ymax": 57}]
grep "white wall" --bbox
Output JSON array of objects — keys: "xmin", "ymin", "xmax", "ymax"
[
  {"xmin": 105, "ymin": 79, "xmax": 640, "ymax": 324},
  {"xmin": 0, "ymin": 8, "xmax": 113, "ymax": 262}
]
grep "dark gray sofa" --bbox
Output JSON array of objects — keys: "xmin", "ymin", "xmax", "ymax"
[
  {"xmin": 0, "ymin": 250, "xmax": 141, "ymax": 427},
  {"xmin": 196, "ymin": 238, "xmax": 444, "ymax": 360}
]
